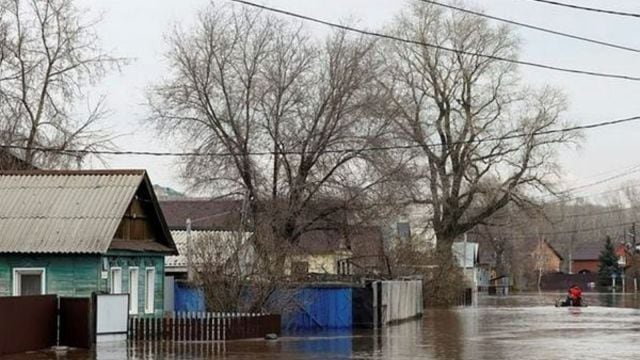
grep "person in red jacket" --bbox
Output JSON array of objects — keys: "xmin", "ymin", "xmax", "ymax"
[{"xmin": 568, "ymin": 284, "xmax": 583, "ymax": 306}]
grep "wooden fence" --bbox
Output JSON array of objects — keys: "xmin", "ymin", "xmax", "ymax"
[{"xmin": 128, "ymin": 312, "xmax": 280, "ymax": 341}]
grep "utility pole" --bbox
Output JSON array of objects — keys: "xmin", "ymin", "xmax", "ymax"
[
  {"xmin": 186, "ymin": 218, "xmax": 193, "ymax": 282},
  {"xmin": 463, "ymin": 232, "xmax": 467, "ymax": 270}
]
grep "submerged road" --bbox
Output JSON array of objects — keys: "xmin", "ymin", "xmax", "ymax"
[{"xmin": 4, "ymin": 293, "xmax": 640, "ymax": 360}]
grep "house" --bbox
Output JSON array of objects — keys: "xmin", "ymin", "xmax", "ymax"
[
  {"xmin": 572, "ymin": 243, "xmax": 630, "ymax": 274},
  {"xmin": 160, "ymin": 198, "xmax": 388, "ymax": 277},
  {"xmin": 389, "ymin": 204, "xmax": 436, "ymax": 251},
  {"xmin": 165, "ymin": 230, "xmax": 254, "ymax": 278},
  {"xmin": 159, "ymin": 199, "xmax": 253, "ymax": 277},
  {"xmin": 531, "ymin": 238, "xmax": 563, "ymax": 273},
  {"xmin": 288, "ymin": 226, "xmax": 387, "ymax": 276},
  {"xmin": 452, "ymin": 241, "xmax": 480, "ymax": 287},
  {"xmin": 0, "ymin": 169, "xmax": 177, "ymax": 316}
]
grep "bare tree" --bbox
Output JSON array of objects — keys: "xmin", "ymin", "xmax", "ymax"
[
  {"xmin": 148, "ymin": 4, "xmax": 400, "ymax": 265},
  {"xmin": 379, "ymin": 3, "xmax": 577, "ymax": 262},
  {"xmin": 0, "ymin": 0, "xmax": 123, "ymax": 168}
]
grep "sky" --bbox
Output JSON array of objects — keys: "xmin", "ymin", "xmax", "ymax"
[{"xmin": 89, "ymin": 0, "xmax": 640, "ymax": 200}]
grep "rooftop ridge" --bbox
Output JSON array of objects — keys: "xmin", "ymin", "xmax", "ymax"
[{"xmin": 0, "ymin": 169, "xmax": 146, "ymax": 176}]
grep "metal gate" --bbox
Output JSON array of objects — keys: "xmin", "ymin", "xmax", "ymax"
[
  {"xmin": 59, "ymin": 297, "xmax": 93, "ymax": 348},
  {"xmin": 0, "ymin": 295, "xmax": 57, "ymax": 356}
]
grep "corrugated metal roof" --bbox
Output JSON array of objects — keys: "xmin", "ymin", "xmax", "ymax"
[{"xmin": 0, "ymin": 171, "xmax": 145, "ymax": 253}]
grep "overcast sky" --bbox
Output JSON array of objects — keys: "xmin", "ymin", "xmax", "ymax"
[{"xmin": 90, "ymin": 0, "xmax": 640, "ymax": 199}]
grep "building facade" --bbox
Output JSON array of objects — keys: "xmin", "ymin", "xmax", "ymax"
[{"xmin": 0, "ymin": 170, "xmax": 176, "ymax": 316}]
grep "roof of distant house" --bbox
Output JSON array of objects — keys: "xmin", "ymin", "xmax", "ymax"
[
  {"xmin": 295, "ymin": 225, "xmax": 387, "ymax": 273},
  {"xmin": 572, "ymin": 246, "xmax": 602, "ymax": 261},
  {"xmin": 0, "ymin": 169, "xmax": 176, "ymax": 254},
  {"xmin": 159, "ymin": 198, "xmax": 244, "ymax": 231},
  {"xmin": 294, "ymin": 226, "xmax": 384, "ymax": 255}
]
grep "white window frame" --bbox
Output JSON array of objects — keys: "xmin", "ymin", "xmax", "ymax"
[
  {"xmin": 110, "ymin": 267, "xmax": 122, "ymax": 294},
  {"xmin": 12, "ymin": 268, "xmax": 46, "ymax": 296},
  {"xmin": 128, "ymin": 267, "xmax": 139, "ymax": 315},
  {"xmin": 144, "ymin": 267, "xmax": 156, "ymax": 314}
]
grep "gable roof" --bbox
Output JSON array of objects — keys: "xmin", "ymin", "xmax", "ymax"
[
  {"xmin": 159, "ymin": 199, "xmax": 244, "ymax": 231},
  {"xmin": 0, "ymin": 169, "xmax": 176, "ymax": 254},
  {"xmin": 572, "ymin": 246, "xmax": 601, "ymax": 261}
]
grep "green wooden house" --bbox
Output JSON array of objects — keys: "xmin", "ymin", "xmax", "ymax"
[{"xmin": 0, "ymin": 169, "xmax": 177, "ymax": 316}]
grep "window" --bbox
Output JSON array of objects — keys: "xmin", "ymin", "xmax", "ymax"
[
  {"xmin": 12, "ymin": 268, "xmax": 46, "ymax": 296},
  {"xmin": 337, "ymin": 259, "xmax": 352, "ymax": 275},
  {"xmin": 291, "ymin": 261, "xmax": 309, "ymax": 276},
  {"xmin": 110, "ymin": 267, "xmax": 122, "ymax": 294},
  {"xmin": 145, "ymin": 267, "xmax": 155, "ymax": 314},
  {"xmin": 128, "ymin": 267, "xmax": 139, "ymax": 315},
  {"xmin": 397, "ymin": 222, "xmax": 411, "ymax": 240}
]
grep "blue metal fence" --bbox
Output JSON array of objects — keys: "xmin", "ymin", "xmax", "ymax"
[
  {"xmin": 282, "ymin": 286, "xmax": 353, "ymax": 331},
  {"xmin": 174, "ymin": 282, "xmax": 206, "ymax": 312}
]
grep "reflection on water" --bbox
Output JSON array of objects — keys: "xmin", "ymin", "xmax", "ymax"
[{"xmin": 3, "ymin": 293, "xmax": 640, "ymax": 360}]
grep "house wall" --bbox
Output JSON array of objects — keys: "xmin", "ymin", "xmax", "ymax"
[
  {"xmin": 534, "ymin": 243, "xmax": 562, "ymax": 273},
  {"xmin": 573, "ymin": 260, "xmax": 599, "ymax": 273},
  {"xmin": 0, "ymin": 252, "xmax": 165, "ymax": 317},
  {"xmin": 102, "ymin": 252, "xmax": 165, "ymax": 317},
  {"xmin": 288, "ymin": 252, "xmax": 351, "ymax": 275},
  {"xmin": 0, "ymin": 254, "xmax": 100, "ymax": 297}
]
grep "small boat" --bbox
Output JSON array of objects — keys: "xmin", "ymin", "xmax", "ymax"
[{"xmin": 555, "ymin": 298, "xmax": 588, "ymax": 307}]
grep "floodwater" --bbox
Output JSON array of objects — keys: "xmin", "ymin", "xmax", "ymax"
[{"xmin": 5, "ymin": 293, "xmax": 640, "ymax": 360}]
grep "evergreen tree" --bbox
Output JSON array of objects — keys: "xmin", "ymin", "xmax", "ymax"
[{"xmin": 597, "ymin": 236, "xmax": 619, "ymax": 288}]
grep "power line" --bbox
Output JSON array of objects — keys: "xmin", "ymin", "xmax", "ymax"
[
  {"xmin": 417, "ymin": 0, "xmax": 640, "ymax": 53},
  {"xmin": 230, "ymin": 0, "xmax": 640, "ymax": 82},
  {"xmin": 524, "ymin": 0, "xmax": 640, "ymax": 19},
  {"xmin": 552, "ymin": 163, "xmax": 640, "ymax": 197},
  {"xmin": 2, "ymin": 114, "xmax": 640, "ymax": 157},
  {"xmin": 474, "ymin": 220, "xmax": 635, "ymax": 240}
]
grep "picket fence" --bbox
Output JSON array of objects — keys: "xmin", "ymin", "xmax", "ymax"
[{"xmin": 129, "ymin": 312, "xmax": 280, "ymax": 341}]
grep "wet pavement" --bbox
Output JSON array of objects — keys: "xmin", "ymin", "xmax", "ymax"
[{"xmin": 4, "ymin": 292, "xmax": 640, "ymax": 360}]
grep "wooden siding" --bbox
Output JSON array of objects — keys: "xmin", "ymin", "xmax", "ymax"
[
  {"xmin": 0, "ymin": 253, "xmax": 165, "ymax": 316},
  {"xmin": 114, "ymin": 198, "xmax": 159, "ymax": 242},
  {"xmin": 0, "ymin": 254, "xmax": 100, "ymax": 297},
  {"xmin": 102, "ymin": 252, "xmax": 165, "ymax": 316}
]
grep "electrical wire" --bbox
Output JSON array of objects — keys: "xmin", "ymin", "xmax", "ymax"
[
  {"xmin": 2, "ymin": 114, "xmax": 640, "ymax": 157},
  {"xmin": 548, "ymin": 163, "xmax": 640, "ymax": 198},
  {"xmin": 230, "ymin": 0, "xmax": 640, "ymax": 82},
  {"xmin": 524, "ymin": 0, "xmax": 640, "ymax": 19},
  {"xmin": 470, "ymin": 220, "xmax": 635, "ymax": 240},
  {"xmin": 417, "ymin": 0, "xmax": 640, "ymax": 53}
]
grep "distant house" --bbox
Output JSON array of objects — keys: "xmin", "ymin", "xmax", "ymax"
[
  {"xmin": 531, "ymin": 238, "xmax": 563, "ymax": 273},
  {"xmin": 165, "ymin": 230, "xmax": 254, "ymax": 278},
  {"xmin": 452, "ymin": 241, "xmax": 480, "ymax": 287},
  {"xmin": 388, "ymin": 204, "xmax": 436, "ymax": 251},
  {"xmin": 160, "ymin": 199, "xmax": 388, "ymax": 277},
  {"xmin": 159, "ymin": 199, "xmax": 251, "ymax": 277},
  {"xmin": 288, "ymin": 226, "xmax": 387, "ymax": 276},
  {"xmin": 572, "ymin": 243, "xmax": 630, "ymax": 274},
  {"xmin": 0, "ymin": 170, "xmax": 177, "ymax": 316}
]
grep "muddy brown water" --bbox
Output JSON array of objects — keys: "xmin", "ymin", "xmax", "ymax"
[{"xmin": 4, "ymin": 293, "xmax": 640, "ymax": 360}]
